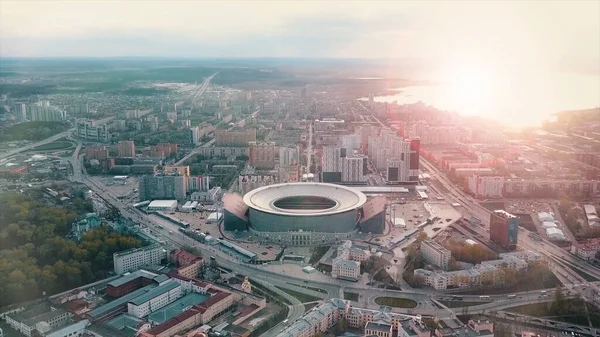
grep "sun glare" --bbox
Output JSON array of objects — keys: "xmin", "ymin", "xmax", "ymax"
[{"xmin": 447, "ymin": 67, "xmax": 494, "ymax": 116}]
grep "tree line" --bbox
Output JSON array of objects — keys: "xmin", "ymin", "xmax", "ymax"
[{"xmin": 0, "ymin": 193, "xmax": 142, "ymax": 307}]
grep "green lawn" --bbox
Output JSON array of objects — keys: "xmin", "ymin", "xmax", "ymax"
[
  {"xmin": 374, "ymin": 297, "xmax": 418, "ymax": 308},
  {"xmin": 32, "ymin": 140, "xmax": 74, "ymax": 151},
  {"xmin": 288, "ymin": 283, "xmax": 328, "ymax": 294},
  {"xmin": 304, "ymin": 302, "xmax": 319, "ymax": 312},
  {"xmin": 344, "ymin": 292, "xmax": 359, "ymax": 301},
  {"xmin": 276, "ymin": 287, "xmax": 323, "ymax": 303}
]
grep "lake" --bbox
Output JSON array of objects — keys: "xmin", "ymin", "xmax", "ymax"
[{"xmin": 367, "ymin": 72, "xmax": 600, "ymax": 128}]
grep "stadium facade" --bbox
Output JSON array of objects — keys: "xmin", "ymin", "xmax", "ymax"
[{"xmin": 223, "ymin": 183, "xmax": 386, "ymax": 245}]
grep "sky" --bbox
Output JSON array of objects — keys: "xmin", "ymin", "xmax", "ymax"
[{"xmin": 1, "ymin": 1, "xmax": 599, "ymax": 68}]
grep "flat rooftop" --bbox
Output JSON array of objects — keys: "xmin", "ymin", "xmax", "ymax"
[
  {"xmin": 147, "ymin": 292, "xmax": 210, "ymax": 324},
  {"xmin": 89, "ymin": 287, "xmax": 152, "ymax": 318},
  {"xmin": 128, "ymin": 281, "xmax": 179, "ymax": 306},
  {"xmin": 114, "ymin": 243, "xmax": 162, "ymax": 258},
  {"xmin": 106, "ymin": 270, "xmax": 158, "ymax": 288},
  {"xmin": 148, "ymin": 200, "xmax": 177, "ymax": 208}
]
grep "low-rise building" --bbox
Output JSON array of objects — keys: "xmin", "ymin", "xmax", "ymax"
[
  {"xmin": 278, "ymin": 299, "xmax": 433, "ymax": 337},
  {"xmin": 571, "ymin": 239, "xmax": 600, "ymax": 260},
  {"xmin": 127, "ymin": 281, "xmax": 182, "ymax": 318},
  {"xmin": 415, "ymin": 251, "xmax": 538, "ymax": 290},
  {"xmin": 331, "ymin": 241, "xmax": 367, "ymax": 281},
  {"xmin": 398, "ymin": 318, "xmax": 431, "ymax": 337},
  {"xmin": 365, "ymin": 321, "xmax": 393, "ymax": 337},
  {"xmin": 147, "ymin": 200, "xmax": 178, "ymax": 211},
  {"xmin": 6, "ymin": 303, "xmax": 72, "ymax": 337}
]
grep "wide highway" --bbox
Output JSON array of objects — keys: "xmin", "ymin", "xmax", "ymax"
[
  {"xmin": 0, "ymin": 128, "xmax": 75, "ymax": 160},
  {"xmin": 64, "ymin": 131, "xmax": 599, "ymax": 337}
]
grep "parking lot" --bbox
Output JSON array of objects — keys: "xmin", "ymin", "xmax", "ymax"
[{"xmin": 93, "ymin": 176, "xmax": 138, "ymax": 199}]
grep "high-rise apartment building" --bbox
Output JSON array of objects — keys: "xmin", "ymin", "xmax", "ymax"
[
  {"xmin": 386, "ymin": 158, "xmax": 409, "ymax": 183},
  {"xmin": 279, "ymin": 146, "xmax": 299, "ymax": 167},
  {"xmin": 113, "ymin": 244, "xmax": 165, "ymax": 274},
  {"xmin": 468, "ymin": 176, "xmax": 505, "ymax": 198},
  {"xmin": 321, "ymin": 146, "xmax": 345, "ymax": 182},
  {"xmin": 187, "ymin": 175, "xmax": 210, "ymax": 192},
  {"xmin": 76, "ymin": 119, "xmax": 111, "ymax": 142},
  {"xmin": 342, "ymin": 156, "xmax": 366, "ymax": 183},
  {"xmin": 84, "ymin": 146, "xmax": 109, "ymax": 160},
  {"xmin": 190, "ymin": 126, "xmax": 200, "ymax": 145},
  {"xmin": 214, "ymin": 129, "xmax": 256, "ymax": 146},
  {"xmin": 30, "ymin": 104, "xmax": 67, "ymax": 122},
  {"xmin": 12, "ymin": 103, "xmax": 27, "ymax": 122},
  {"xmin": 138, "ymin": 175, "xmax": 187, "ymax": 201},
  {"xmin": 367, "ymin": 128, "xmax": 419, "ymax": 182},
  {"xmin": 409, "ymin": 138, "xmax": 420, "ymax": 181},
  {"xmin": 249, "ymin": 141, "xmax": 276, "ymax": 169},
  {"xmin": 490, "ymin": 210, "xmax": 519, "ymax": 250},
  {"xmin": 411, "ymin": 121, "xmax": 458, "ymax": 145},
  {"xmin": 341, "ymin": 134, "xmax": 360, "ymax": 154},
  {"xmin": 117, "ymin": 140, "xmax": 136, "ymax": 158}
]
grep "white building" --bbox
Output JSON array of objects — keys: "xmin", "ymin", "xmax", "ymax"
[
  {"xmin": 76, "ymin": 119, "xmax": 111, "ymax": 142},
  {"xmin": 467, "ymin": 176, "xmax": 504, "ymax": 199},
  {"xmin": 6, "ymin": 306, "xmax": 72, "ymax": 337},
  {"xmin": 190, "ymin": 126, "xmax": 200, "ymax": 145},
  {"xmin": 538, "ymin": 212, "xmax": 555, "ymax": 222},
  {"xmin": 147, "ymin": 200, "xmax": 178, "ymax": 211},
  {"xmin": 279, "ymin": 146, "xmax": 299, "ymax": 166},
  {"xmin": 415, "ymin": 251, "xmax": 539, "ymax": 290},
  {"xmin": 127, "ymin": 281, "xmax": 182, "ymax": 318},
  {"xmin": 584, "ymin": 204, "xmax": 599, "ymax": 226},
  {"xmin": 113, "ymin": 244, "xmax": 166, "ymax": 274},
  {"xmin": 420, "ymin": 240, "xmax": 451, "ymax": 270},
  {"xmin": 332, "ymin": 259, "xmax": 360, "ymax": 281},
  {"xmin": 571, "ymin": 240, "xmax": 600, "ymax": 260},
  {"xmin": 546, "ymin": 227, "xmax": 566, "ymax": 240},
  {"xmin": 341, "ymin": 156, "xmax": 366, "ymax": 182},
  {"xmin": 411, "ymin": 121, "xmax": 458, "ymax": 145},
  {"xmin": 341, "ymin": 134, "xmax": 360, "ymax": 154},
  {"xmin": 322, "ymin": 146, "xmax": 343, "ymax": 172},
  {"xmin": 331, "ymin": 241, "xmax": 367, "ymax": 281}
]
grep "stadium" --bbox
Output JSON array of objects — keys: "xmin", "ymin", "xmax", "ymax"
[{"xmin": 223, "ymin": 182, "xmax": 386, "ymax": 245}]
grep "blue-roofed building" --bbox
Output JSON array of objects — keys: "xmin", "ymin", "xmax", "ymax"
[
  {"xmin": 88, "ymin": 288, "xmax": 151, "ymax": 323},
  {"xmin": 147, "ymin": 293, "xmax": 210, "ymax": 325},
  {"xmin": 127, "ymin": 281, "xmax": 182, "ymax": 318},
  {"xmin": 106, "ymin": 314, "xmax": 150, "ymax": 337}
]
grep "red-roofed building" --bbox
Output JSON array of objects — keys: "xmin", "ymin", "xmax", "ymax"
[
  {"xmin": 170, "ymin": 249, "xmax": 203, "ymax": 267},
  {"xmin": 571, "ymin": 238, "xmax": 600, "ymax": 260},
  {"xmin": 140, "ymin": 291, "xmax": 234, "ymax": 337}
]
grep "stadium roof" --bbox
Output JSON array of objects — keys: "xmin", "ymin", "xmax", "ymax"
[{"xmin": 244, "ymin": 182, "xmax": 366, "ymax": 217}]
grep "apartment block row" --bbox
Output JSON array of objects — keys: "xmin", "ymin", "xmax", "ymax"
[
  {"xmin": 415, "ymin": 251, "xmax": 541, "ymax": 290},
  {"xmin": 467, "ymin": 175, "xmax": 600, "ymax": 199},
  {"xmin": 277, "ymin": 298, "xmax": 494, "ymax": 337}
]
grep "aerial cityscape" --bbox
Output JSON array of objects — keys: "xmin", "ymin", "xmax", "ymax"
[{"xmin": 0, "ymin": 1, "xmax": 599, "ymax": 337}]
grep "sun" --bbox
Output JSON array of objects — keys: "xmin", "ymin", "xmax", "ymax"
[{"xmin": 448, "ymin": 67, "xmax": 494, "ymax": 115}]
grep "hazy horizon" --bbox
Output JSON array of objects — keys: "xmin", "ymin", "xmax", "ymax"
[{"xmin": 2, "ymin": 1, "xmax": 599, "ymax": 66}]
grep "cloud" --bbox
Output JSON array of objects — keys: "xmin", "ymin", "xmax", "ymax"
[{"xmin": 0, "ymin": 0, "xmax": 598, "ymax": 63}]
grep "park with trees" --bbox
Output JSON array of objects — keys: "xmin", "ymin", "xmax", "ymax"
[{"xmin": 0, "ymin": 192, "xmax": 142, "ymax": 306}]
